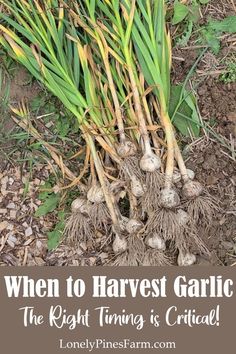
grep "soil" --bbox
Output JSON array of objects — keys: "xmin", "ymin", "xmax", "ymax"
[
  {"xmin": 0, "ymin": 66, "xmax": 42, "ymax": 170},
  {"xmin": 186, "ymin": 141, "xmax": 236, "ymax": 265},
  {"xmin": 171, "ymin": 47, "xmax": 236, "ymax": 265},
  {"xmin": 10, "ymin": 67, "xmax": 41, "ymax": 101},
  {"xmin": 198, "ymin": 79, "xmax": 236, "ymax": 139},
  {"xmin": 191, "ymin": 77, "xmax": 236, "ymax": 265},
  {"xmin": 171, "ymin": 0, "xmax": 236, "ymax": 264}
]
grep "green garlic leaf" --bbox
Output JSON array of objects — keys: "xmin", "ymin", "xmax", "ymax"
[{"xmin": 169, "ymin": 85, "xmax": 200, "ymax": 137}]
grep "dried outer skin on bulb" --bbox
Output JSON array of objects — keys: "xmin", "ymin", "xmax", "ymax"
[
  {"xmin": 71, "ymin": 198, "xmax": 91, "ymax": 215},
  {"xmin": 159, "ymin": 188, "xmax": 180, "ymax": 209},
  {"xmin": 177, "ymin": 251, "xmax": 196, "ymax": 266},
  {"xmin": 71, "ymin": 197, "xmax": 86, "ymax": 211},
  {"xmin": 80, "ymin": 202, "xmax": 92, "ymax": 215},
  {"xmin": 145, "ymin": 233, "xmax": 166, "ymax": 250},
  {"xmin": 130, "ymin": 175, "xmax": 146, "ymax": 198},
  {"xmin": 176, "ymin": 209, "xmax": 190, "ymax": 226},
  {"xmin": 113, "ymin": 234, "xmax": 128, "ymax": 254},
  {"xmin": 140, "ymin": 153, "xmax": 161, "ymax": 172},
  {"xmin": 182, "ymin": 180, "xmax": 204, "ymax": 200},
  {"xmin": 126, "ymin": 219, "xmax": 144, "ymax": 234},
  {"xmin": 117, "ymin": 140, "xmax": 137, "ymax": 158},
  {"xmin": 87, "ymin": 185, "xmax": 105, "ymax": 203}
]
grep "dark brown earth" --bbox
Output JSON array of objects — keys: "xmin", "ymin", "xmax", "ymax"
[
  {"xmin": 172, "ymin": 64, "xmax": 236, "ymax": 265},
  {"xmin": 0, "ymin": 66, "xmax": 41, "ymax": 171},
  {"xmin": 198, "ymin": 79, "xmax": 236, "ymax": 139},
  {"xmin": 172, "ymin": 38, "xmax": 236, "ymax": 265},
  {"xmin": 186, "ymin": 141, "xmax": 236, "ymax": 265},
  {"xmin": 191, "ymin": 77, "xmax": 236, "ymax": 265}
]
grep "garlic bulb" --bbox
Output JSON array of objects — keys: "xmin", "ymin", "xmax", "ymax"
[
  {"xmin": 113, "ymin": 235, "xmax": 128, "ymax": 254},
  {"xmin": 177, "ymin": 209, "xmax": 190, "ymax": 226},
  {"xmin": 177, "ymin": 251, "xmax": 196, "ymax": 266},
  {"xmin": 87, "ymin": 184, "xmax": 105, "ymax": 203},
  {"xmin": 159, "ymin": 188, "xmax": 180, "ymax": 209},
  {"xmin": 145, "ymin": 234, "xmax": 166, "ymax": 250},
  {"xmin": 182, "ymin": 180, "xmax": 203, "ymax": 200},
  {"xmin": 126, "ymin": 219, "xmax": 144, "ymax": 234},
  {"xmin": 117, "ymin": 140, "xmax": 137, "ymax": 158},
  {"xmin": 130, "ymin": 175, "xmax": 145, "ymax": 198},
  {"xmin": 140, "ymin": 152, "xmax": 161, "ymax": 172},
  {"xmin": 71, "ymin": 198, "xmax": 90, "ymax": 215},
  {"xmin": 71, "ymin": 197, "xmax": 86, "ymax": 212}
]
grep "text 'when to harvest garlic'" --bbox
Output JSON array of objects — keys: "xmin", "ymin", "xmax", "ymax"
[{"xmin": 4, "ymin": 276, "xmax": 234, "ymax": 298}]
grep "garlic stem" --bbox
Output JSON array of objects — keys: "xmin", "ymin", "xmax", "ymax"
[
  {"xmin": 85, "ymin": 21, "xmax": 127, "ymax": 146},
  {"xmin": 142, "ymin": 93, "xmax": 162, "ymax": 157},
  {"xmin": 102, "ymin": 49, "xmax": 126, "ymax": 143},
  {"xmin": 127, "ymin": 65, "xmax": 153, "ymax": 156},
  {"xmin": 86, "ymin": 134, "xmax": 119, "ymax": 226},
  {"xmin": 161, "ymin": 111, "xmax": 175, "ymax": 189},
  {"xmin": 174, "ymin": 138, "xmax": 190, "ymax": 183},
  {"xmin": 152, "ymin": 100, "xmax": 175, "ymax": 188}
]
